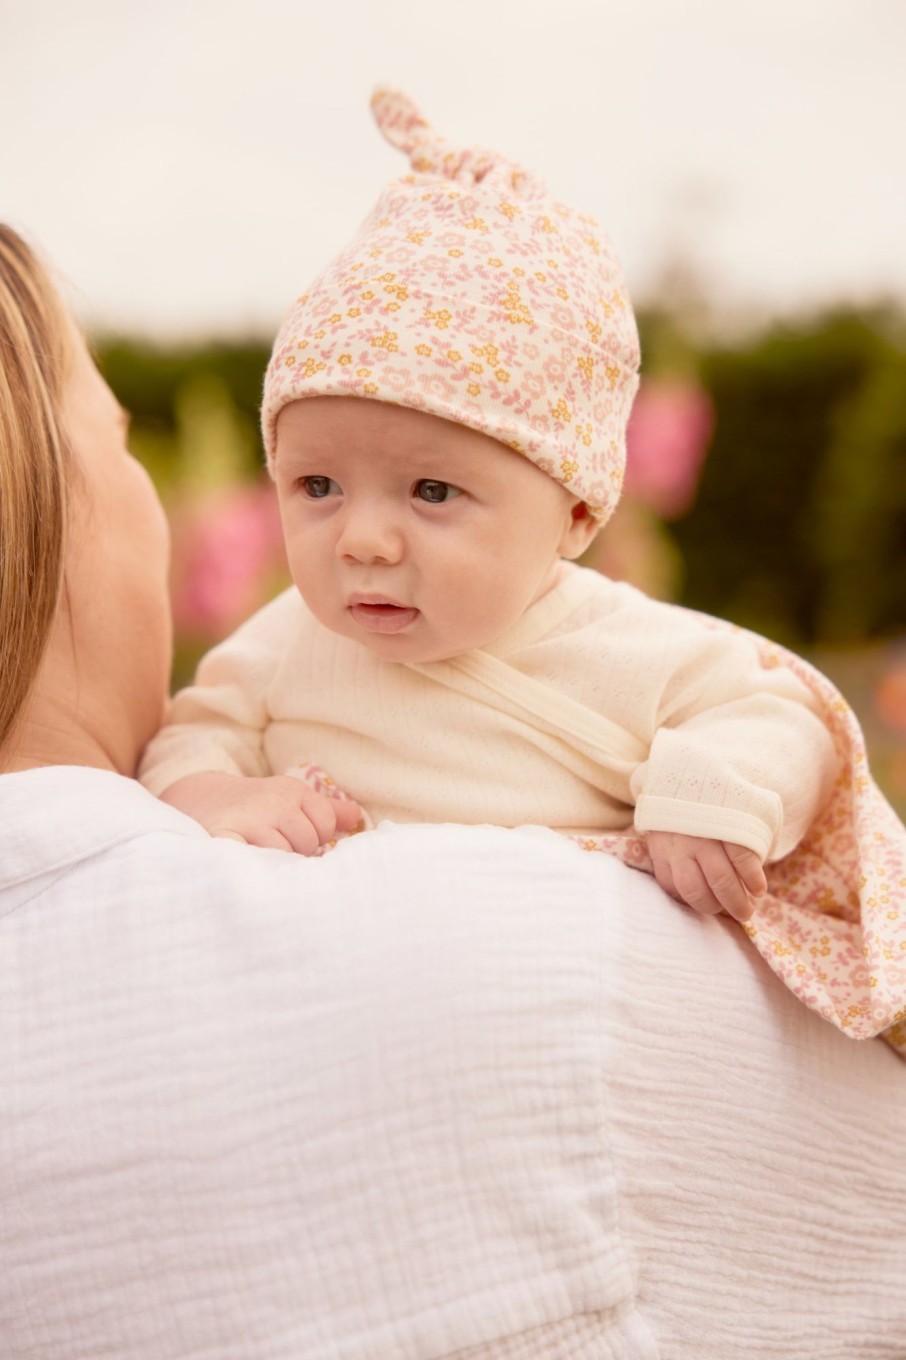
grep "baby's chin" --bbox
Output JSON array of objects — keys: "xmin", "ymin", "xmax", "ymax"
[{"xmin": 325, "ymin": 613, "xmax": 473, "ymax": 666}]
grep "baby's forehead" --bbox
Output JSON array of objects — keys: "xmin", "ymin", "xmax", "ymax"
[{"xmin": 276, "ymin": 395, "xmax": 571, "ymax": 498}]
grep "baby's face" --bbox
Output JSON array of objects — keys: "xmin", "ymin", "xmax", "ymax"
[{"xmin": 273, "ymin": 397, "xmax": 594, "ymax": 664}]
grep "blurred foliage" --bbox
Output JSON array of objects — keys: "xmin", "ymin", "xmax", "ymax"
[
  {"xmin": 662, "ymin": 308, "xmax": 906, "ymax": 646},
  {"xmin": 94, "ymin": 305, "xmax": 906, "ymax": 818}
]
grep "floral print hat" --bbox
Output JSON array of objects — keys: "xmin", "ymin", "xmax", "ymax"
[{"xmin": 261, "ymin": 87, "xmax": 640, "ymax": 524}]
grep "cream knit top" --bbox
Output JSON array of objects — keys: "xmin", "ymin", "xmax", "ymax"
[{"xmin": 141, "ymin": 566, "xmax": 838, "ymax": 860}]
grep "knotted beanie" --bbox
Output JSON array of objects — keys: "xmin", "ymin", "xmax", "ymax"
[{"xmin": 262, "ymin": 88, "xmax": 641, "ymax": 523}]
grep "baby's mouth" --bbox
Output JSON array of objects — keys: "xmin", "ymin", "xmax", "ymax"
[{"xmin": 348, "ymin": 600, "xmax": 420, "ymax": 635}]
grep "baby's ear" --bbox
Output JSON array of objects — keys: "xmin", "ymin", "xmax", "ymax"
[{"xmin": 558, "ymin": 500, "xmax": 599, "ymax": 559}]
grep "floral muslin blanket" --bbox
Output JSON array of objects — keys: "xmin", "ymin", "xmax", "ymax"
[{"xmin": 575, "ymin": 617, "xmax": 906, "ymax": 1057}]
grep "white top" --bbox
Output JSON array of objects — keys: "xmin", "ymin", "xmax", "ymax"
[
  {"xmin": 141, "ymin": 566, "xmax": 838, "ymax": 861},
  {"xmin": 1, "ymin": 764, "xmax": 904, "ymax": 1359}
]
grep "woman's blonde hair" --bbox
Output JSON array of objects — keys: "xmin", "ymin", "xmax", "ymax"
[{"xmin": 0, "ymin": 225, "xmax": 71, "ymax": 753}]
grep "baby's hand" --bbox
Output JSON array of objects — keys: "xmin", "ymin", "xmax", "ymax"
[
  {"xmin": 645, "ymin": 830, "xmax": 768, "ymax": 923},
  {"xmin": 160, "ymin": 772, "xmax": 363, "ymax": 855}
]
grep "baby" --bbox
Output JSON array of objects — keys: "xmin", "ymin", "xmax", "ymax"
[{"xmin": 141, "ymin": 87, "xmax": 839, "ymax": 930}]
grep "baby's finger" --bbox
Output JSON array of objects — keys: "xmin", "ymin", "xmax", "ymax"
[
  {"xmin": 330, "ymin": 796, "xmax": 364, "ymax": 832},
  {"xmin": 649, "ymin": 851, "xmax": 679, "ymax": 904},
  {"xmin": 724, "ymin": 843, "xmax": 768, "ymax": 899},
  {"xmin": 276, "ymin": 809, "xmax": 323, "ymax": 857},
  {"xmin": 242, "ymin": 825, "xmax": 295, "ymax": 854},
  {"xmin": 699, "ymin": 848, "xmax": 754, "ymax": 923},
  {"xmin": 671, "ymin": 857, "xmax": 723, "ymax": 917},
  {"xmin": 295, "ymin": 793, "xmax": 337, "ymax": 846}
]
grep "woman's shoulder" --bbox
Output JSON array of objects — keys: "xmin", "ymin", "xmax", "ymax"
[{"xmin": 0, "ymin": 765, "xmax": 209, "ymax": 906}]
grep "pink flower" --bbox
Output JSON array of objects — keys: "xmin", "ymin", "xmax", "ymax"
[
  {"xmin": 624, "ymin": 379, "xmax": 714, "ymax": 519},
  {"xmin": 171, "ymin": 483, "xmax": 287, "ymax": 640},
  {"xmin": 876, "ymin": 657, "xmax": 906, "ymax": 734}
]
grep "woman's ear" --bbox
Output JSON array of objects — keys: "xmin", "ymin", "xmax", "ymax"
[{"xmin": 558, "ymin": 500, "xmax": 599, "ymax": 559}]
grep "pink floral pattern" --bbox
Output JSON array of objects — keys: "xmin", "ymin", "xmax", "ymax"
[
  {"xmin": 262, "ymin": 88, "xmax": 640, "ymax": 523},
  {"xmin": 574, "ymin": 614, "xmax": 906, "ymax": 1059}
]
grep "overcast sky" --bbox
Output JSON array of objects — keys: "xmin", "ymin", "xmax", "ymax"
[{"xmin": 2, "ymin": 0, "xmax": 903, "ymax": 337}]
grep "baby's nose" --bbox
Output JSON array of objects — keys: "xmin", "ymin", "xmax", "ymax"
[{"xmin": 336, "ymin": 503, "xmax": 404, "ymax": 565}]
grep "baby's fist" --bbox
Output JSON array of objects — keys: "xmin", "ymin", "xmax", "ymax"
[
  {"xmin": 160, "ymin": 771, "xmax": 362, "ymax": 856},
  {"xmin": 645, "ymin": 831, "xmax": 767, "ymax": 923}
]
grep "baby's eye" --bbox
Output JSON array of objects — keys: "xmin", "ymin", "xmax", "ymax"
[
  {"xmin": 414, "ymin": 479, "xmax": 461, "ymax": 504},
  {"xmin": 301, "ymin": 475, "xmax": 340, "ymax": 498}
]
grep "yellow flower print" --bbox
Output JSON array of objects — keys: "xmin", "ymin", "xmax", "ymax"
[
  {"xmin": 534, "ymin": 271, "xmax": 547, "ymax": 283},
  {"xmin": 547, "ymin": 259, "xmax": 559, "ymax": 270},
  {"xmin": 495, "ymin": 368, "xmax": 510, "ymax": 383},
  {"xmin": 605, "ymin": 363, "xmax": 620, "ymax": 391},
  {"xmin": 296, "ymin": 293, "xmax": 310, "ymax": 304},
  {"xmin": 464, "ymin": 216, "xmax": 488, "ymax": 232},
  {"xmin": 497, "ymin": 201, "xmax": 520, "ymax": 220},
  {"xmin": 550, "ymin": 398, "xmax": 571, "ymax": 423},
  {"xmin": 537, "ymin": 216, "xmax": 559, "ymax": 234},
  {"xmin": 415, "ymin": 343, "xmax": 433, "ymax": 357},
  {"xmin": 502, "ymin": 282, "xmax": 533, "ymax": 326},
  {"xmin": 469, "ymin": 361, "xmax": 483, "ymax": 374},
  {"xmin": 302, "ymin": 358, "xmax": 327, "ymax": 378},
  {"xmin": 448, "ymin": 349, "xmax": 462, "ymax": 363},
  {"xmin": 448, "ymin": 248, "xmax": 463, "ymax": 258},
  {"xmin": 368, "ymin": 248, "xmax": 383, "ymax": 259},
  {"xmin": 577, "ymin": 355, "xmax": 594, "ymax": 381},
  {"xmin": 328, "ymin": 313, "xmax": 342, "ymax": 324},
  {"xmin": 513, "ymin": 267, "xmax": 525, "ymax": 277},
  {"xmin": 556, "ymin": 287, "xmax": 569, "ymax": 301},
  {"xmin": 576, "ymin": 422, "xmax": 593, "ymax": 447},
  {"xmin": 583, "ymin": 235, "xmax": 601, "ymax": 255},
  {"xmin": 338, "ymin": 354, "xmax": 353, "ymax": 366},
  {"xmin": 586, "ymin": 319, "xmax": 602, "ymax": 344},
  {"xmin": 371, "ymin": 330, "xmax": 399, "ymax": 352},
  {"xmin": 296, "ymin": 339, "xmax": 309, "ymax": 350},
  {"xmin": 425, "ymin": 308, "xmax": 452, "ymax": 330},
  {"xmin": 347, "ymin": 307, "xmax": 362, "ymax": 318},
  {"xmin": 284, "ymin": 355, "xmax": 296, "ymax": 367},
  {"xmin": 471, "ymin": 343, "xmax": 500, "ymax": 367},
  {"xmin": 379, "ymin": 272, "xmax": 397, "ymax": 283},
  {"xmin": 468, "ymin": 382, "xmax": 481, "ymax": 397},
  {"xmin": 356, "ymin": 367, "xmax": 372, "ymax": 378},
  {"xmin": 488, "ymin": 257, "xmax": 503, "ymax": 268},
  {"xmin": 560, "ymin": 457, "xmax": 578, "ymax": 482},
  {"xmin": 314, "ymin": 329, "xmax": 326, "ymax": 340},
  {"xmin": 385, "ymin": 302, "xmax": 400, "ymax": 313},
  {"xmin": 361, "ymin": 291, "xmax": 375, "ymax": 301},
  {"xmin": 363, "ymin": 382, "xmax": 379, "ymax": 395},
  {"xmin": 377, "ymin": 217, "xmax": 390, "ymax": 228},
  {"xmin": 407, "ymin": 230, "xmax": 431, "ymax": 244}
]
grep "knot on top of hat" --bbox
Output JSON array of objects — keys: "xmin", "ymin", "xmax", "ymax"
[{"xmin": 370, "ymin": 85, "xmax": 542, "ymax": 196}]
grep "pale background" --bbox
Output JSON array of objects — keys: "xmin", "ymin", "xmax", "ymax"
[{"xmin": 1, "ymin": 0, "xmax": 904, "ymax": 336}]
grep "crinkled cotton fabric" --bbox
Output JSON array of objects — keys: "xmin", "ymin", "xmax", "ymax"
[
  {"xmin": 261, "ymin": 88, "xmax": 640, "ymax": 523},
  {"xmin": 1, "ymin": 766, "xmax": 904, "ymax": 1358}
]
